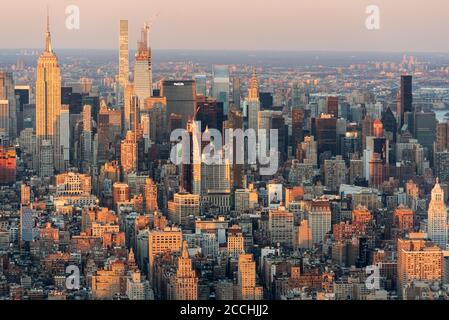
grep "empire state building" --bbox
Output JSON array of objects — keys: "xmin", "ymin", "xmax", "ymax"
[{"xmin": 35, "ymin": 13, "xmax": 63, "ymax": 176}]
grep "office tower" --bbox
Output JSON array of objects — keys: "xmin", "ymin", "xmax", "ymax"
[
  {"xmin": 35, "ymin": 14, "xmax": 62, "ymax": 176},
  {"xmin": 397, "ymin": 233, "xmax": 443, "ymax": 296},
  {"xmin": 232, "ymin": 77, "xmax": 241, "ymax": 108},
  {"xmin": 373, "ymin": 119, "xmax": 383, "ymax": 137},
  {"xmin": 292, "ymin": 107, "xmax": 304, "ymax": 156},
  {"xmin": 369, "ymin": 153, "xmax": 384, "ymax": 189},
  {"xmin": 349, "ymin": 157, "xmax": 363, "ymax": 184},
  {"xmin": 144, "ymin": 178, "xmax": 158, "ymax": 214},
  {"xmin": 324, "ymin": 155, "xmax": 346, "ymax": 192},
  {"xmin": 341, "ymin": 131, "xmax": 361, "ymax": 163},
  {"xmin": 227, "ymin": 225, "xmax": 245, "ymax": 259},
  {"xmin": 169, "ymin": 113, "xmax": 183, "ymax": 132},
  {"xmin": 268, "ymin": 207, "xmax": 294, "ymax": 247},
  {"xmin": 21, "ymin": 183, "xmax": 31, "ymax": 206},
  {"xmin": 311, "ymin": 114, "xmax": 337, "ymax": 164},
  {"xmin": 428, "ymin": 179, "xmax": 448, "ymax": 249},
  {"xmin": 271, "ymin": 112, "xmax": 288, "ymax": 163},
  {"xmin": 97, "ymin": 102, "xmax": 122, "ymax": 164},
  {"xmin": 234, "ymin": 188, "xmax": 258, "ymax": 213},
  {"xmin": 112, "ymin": 182, "xmax": 129, "ymax": 206},
  {"xmin": 0, "ymin": 147, "xmax": 16, "ymax": 184},
  {"xmin": 362, "ymin": 115, "xmax": 374, "ymax": 150},
  {"xmin": 194, "ymin": 74, "xmax": 207, "ymax": 96},
  {"xmin": 398, "ymin": 75, "xmax": 413, "ymax": 129},
  {"xmin": 195, "ymin": 96, "xmax": 224, "ymax": 133},
  {"xmin": 134, "ymin": 23, "xmax": 152, "ymax": 107},
  {"xmin": 413, "ymin": 111, "xmax": 436, "ymax": 152},
  {"xmin": 226, "ymin": 108, "xmax": 244, "ymax": 189},
  {"xmin": 58, "ymin": 105, "xmax": 70, "ymax": 171},
  {"xmin": 121, "ymin": 131, "xmax": 138, "ymax": 174},
  {"xmin": 326, "ymin": 96, "xmax": 338, "ymax": 118},
  {"xmin": 20, "ymin": 206, "xmax": 35, "ymax": 242},
  {"xmin": 126, "ymin": 271, "xmax": 147, "ymax": 300},
  {"xmin": 297, "ymin": 136, "xmax": 318, "ymax": 167},
  {"xmin": 381, "ymin": 107, "xmax": 398, "ymax": 144},
  {"xmin": 309, "ymin": 199, "xmax": 331, "ymax": 245},
  {"xmin": 259, "ymin": 92, "xmax": 273, "ymax": 109},
  {"xmin": 174, "ymin": 241, "xmax": 198, "ymax": 300},
  {"xmin": 125, "ymin": 94, "xmax": 141, "ymax": 137},
  {"xmin": 238, "ymin": 254, "xmax": 263, "ymax": 300},
  {"xmin": 247, "ymin": 69, "xmax": 260, "ymax": 132},
  {"xmin": 143, "ymin": 96, "xmax": 167, "ymax": 144},
  {"xmin": 148, "ymin": 227, "xmax": 182, "ymax": 280},
  {"xmin": 81, "ymin": 104, "xmax": 92, "ymax": 164},
  {"xmin": 118, "ymin": 19, "xmax": 129, "ymax": 105},
  {"xmin": 0, "ymin": 72, "xmax": 16, "ymax": 139},
  {"xmin": 161, "ymin": 80, "xmax": 196, "ymax": 127},
  {"xmin": 168, "ymin": 192, "xmax": 200, "ymax": 226},
  {"xmin": 435, "ymin": 121, "xmax": 449, "ymax": 152},
  {"xmin": 434, "ymin": 151, "xmax": 449, "ymax": 182},
  {"xmin": 212, "ymin": 65, "xmax": 230, "ymax": 115},
  {"xmin": 0, "ymin": 101, "xmax": 9, "ymax": 140}
]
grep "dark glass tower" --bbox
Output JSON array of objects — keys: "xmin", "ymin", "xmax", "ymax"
[{"xmin": 398, "ymin": 75, "xmax": 413, "ymax": 129}]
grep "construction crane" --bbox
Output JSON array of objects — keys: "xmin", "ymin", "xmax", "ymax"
[{"xmin": 142, "ymin": 11, "xmax": 160, "ymax": 48}]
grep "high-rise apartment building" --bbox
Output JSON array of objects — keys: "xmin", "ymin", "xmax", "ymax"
[{"xmin": 118, "ymin": 20, "xmax": 129, "ymax": 93}]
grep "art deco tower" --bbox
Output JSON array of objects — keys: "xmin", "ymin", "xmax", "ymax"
[
  {"xmin": 35, "ymin": 12, "xmax": 62, "ymax": 176},
  {"xmin": 428, "ymin": 178, "xmax": 448, "ymax": 249},
  {"xmin": 247, "ymin": 68, "xmax": 260, "ymax": 132},
  {"xmin": 174, "ymin": 240, "xmax": 198, "ymax": 300}
]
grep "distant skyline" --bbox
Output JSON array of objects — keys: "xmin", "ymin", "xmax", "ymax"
[{"xmin": 2, "ymin": 0, "xmax": 449, "ymax": 52}]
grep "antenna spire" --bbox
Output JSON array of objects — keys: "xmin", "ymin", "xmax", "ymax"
[{"xmin": 45, "ymin": 7, "xmax": 52, "ymax": 52}]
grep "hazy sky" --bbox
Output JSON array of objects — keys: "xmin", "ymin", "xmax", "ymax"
[{"xmin": 2, "ymin": 0, "xmax": 449, "ymax": 52}]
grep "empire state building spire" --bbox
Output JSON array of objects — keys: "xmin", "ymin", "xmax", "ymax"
[{"xmin": 45, "ymin": 8, "xmax": 52, "ymax": 53}]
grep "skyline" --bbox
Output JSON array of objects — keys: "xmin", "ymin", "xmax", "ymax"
[{"xmin": 2, "ymin": 0, "xmax": 449, "ymax": 52}]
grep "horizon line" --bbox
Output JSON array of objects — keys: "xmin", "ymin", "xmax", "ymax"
[{"xmin": 2, "ymin": 48, "xmax": 449, "ymax": 55}]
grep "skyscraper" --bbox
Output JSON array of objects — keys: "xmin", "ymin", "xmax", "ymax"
[
  {"xmin": 212, "ymin": 65, "xmax": 230, "ymax": 116},
  {"xmin": 0, "ymin": 72, "xmax": 16, "ymax": 139},
  {"xmin": 162, "ymin": 80, "xmax": 196, "ymax": 128},
  {"xmin": 247, "ymin": 69, "xmax": 260, "ymax": 132},
  {"xmin": 238, "ymin": 253, "xmax": 263, "ymax": 300},
  {"xmin": 397, "ymin": 233, "xmax": 443, "ymax": 297},
  {"xmin": 35, "ymin": 13, "xmax": 63, "ymax": 176},
  {"xmin": 398, "ymin": 75, "xmax": 413, "ymax": 130},
  {"xmin": 134, "ymin": 23, "xmax": 152, "ymax": 107},
  {"xmin": 119, "ymin": 20, "xmax": 129, "ymax": 87},
  {"xmin": 428, "ymin": 179, "xmax": 448, "ymax": 249},
  {"xmin": 118, "ymin": 20, "xmax": 129, "ymax": 106},
  {"xmin": 174, "ymin": 241, "xmax": 198, "ymax": 300}
]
